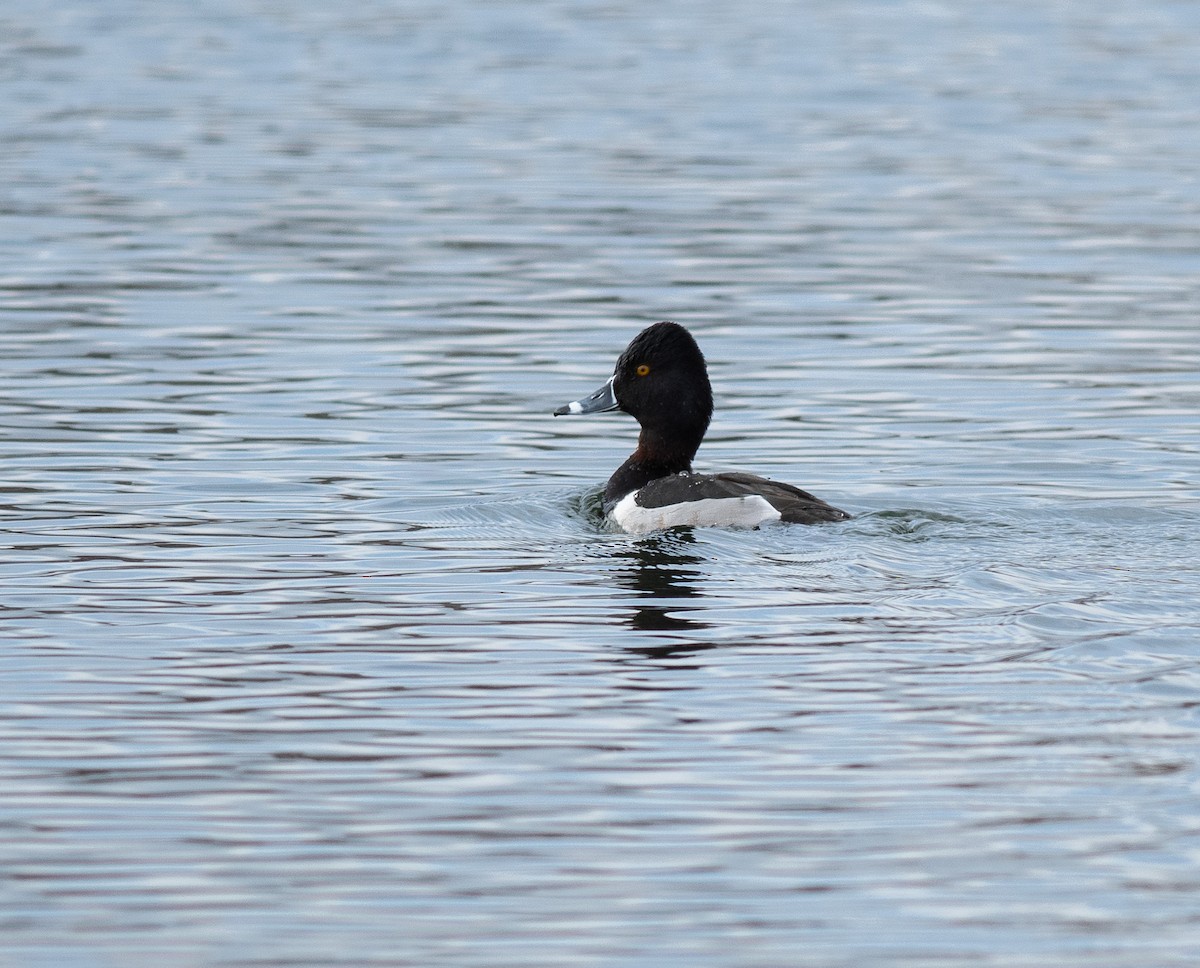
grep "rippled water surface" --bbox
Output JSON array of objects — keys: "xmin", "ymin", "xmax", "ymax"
[{"xmin": 3, "ymin": 2, "xmax": 1200, "ymax": 966}]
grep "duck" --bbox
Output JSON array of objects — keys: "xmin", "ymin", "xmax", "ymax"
[{"xmin": 554, "ymin": 321, "xmax": 850, "ymax": 533}]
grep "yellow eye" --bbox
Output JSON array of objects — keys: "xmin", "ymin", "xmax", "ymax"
[{"xmin": 636, "ymin": 364, "xmax": 651, "ymax": 377}]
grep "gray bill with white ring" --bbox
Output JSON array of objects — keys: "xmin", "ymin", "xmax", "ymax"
[{"xmin": 553, "ymin": 375, "xmax": 619, "ymax": 416}]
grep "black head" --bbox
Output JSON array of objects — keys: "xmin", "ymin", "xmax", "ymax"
[{"xmin": 610, "ymin": 321, "xmax": 714, "ymax": 439}]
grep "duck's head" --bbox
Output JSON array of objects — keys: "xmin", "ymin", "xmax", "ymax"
[{"xmin": 554, "ymin": 321, "xmax": 714, "ymax": 450}]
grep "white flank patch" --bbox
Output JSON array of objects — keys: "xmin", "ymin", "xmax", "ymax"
[{"xmin": 610, "ymin": 492, "xmax": 780, "ymax": 534}]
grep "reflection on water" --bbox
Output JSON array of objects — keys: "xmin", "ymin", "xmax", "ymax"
[
  {"xmin": 613, "ymin": 532, "xmax": 713, "ymax": 641},
  {"xmin": 3, "ymin": 1, "xmax": 1200, "ymax": 966}
]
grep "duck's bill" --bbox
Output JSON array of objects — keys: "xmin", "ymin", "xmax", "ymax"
[{"xmin": 553, "ymin": 375, "xmax": 619, "ymax": 416}]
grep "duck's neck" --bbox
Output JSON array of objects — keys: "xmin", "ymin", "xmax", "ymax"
[{"xmin": 603, "ymin": 426, "xmax": 702, "ymax": 508}]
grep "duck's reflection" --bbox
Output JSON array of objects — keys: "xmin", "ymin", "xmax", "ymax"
[{"xmin": 608, "ymin": 530, "xmax": 715, "ymax": 654}]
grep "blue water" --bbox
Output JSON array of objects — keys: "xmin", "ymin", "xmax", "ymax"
[{"xmin": 3, "ymin": 2, "xmax": 1200, "ymax": 966}]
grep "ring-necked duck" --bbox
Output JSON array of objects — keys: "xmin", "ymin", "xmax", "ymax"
[{"xmin": 554, "ymin": 321, "xmax": 850, "ymax": 533}]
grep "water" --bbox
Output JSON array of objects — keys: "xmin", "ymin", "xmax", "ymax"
[{"xmin": 3, "ymin": 2, "xmax": 1200, "ymax": 965}]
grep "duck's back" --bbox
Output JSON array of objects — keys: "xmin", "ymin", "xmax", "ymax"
[{"xmin": 608, "ymin": 471, "xmax": 850, "ymax": 533}]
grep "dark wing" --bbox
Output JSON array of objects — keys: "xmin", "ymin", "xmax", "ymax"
[
  {"xmin": 710, "ymin": 472, "xmax": 851, "ymax": 523},
  {"xmin": 635, "ymin": 472, "xmax": 850, "ymax": 524}
]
